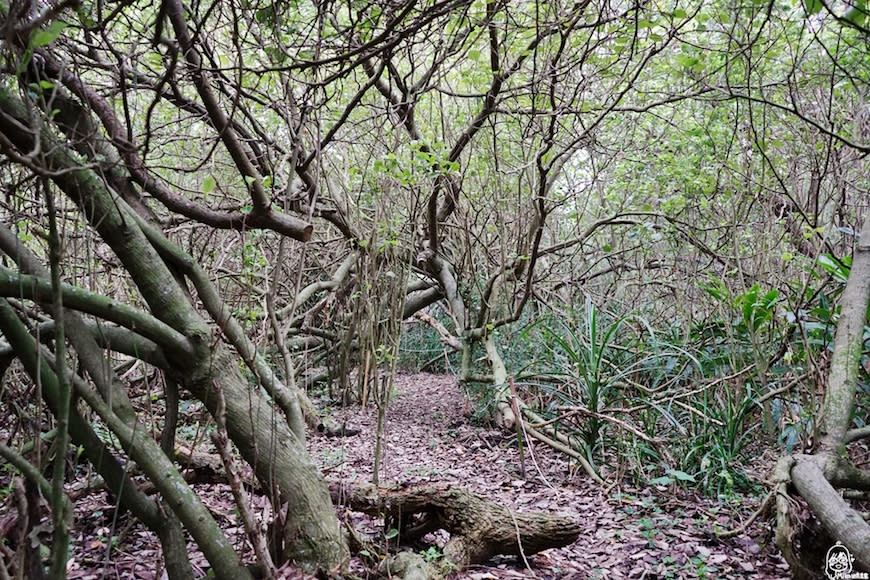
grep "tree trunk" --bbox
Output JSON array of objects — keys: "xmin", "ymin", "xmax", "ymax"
[
  {"xmin": 0, "ymin": 81, "xmax": 348, "ymax": 571},
  {"xmin": 778, "ymin": 210, "xmax": 870, "ymax": 574}
]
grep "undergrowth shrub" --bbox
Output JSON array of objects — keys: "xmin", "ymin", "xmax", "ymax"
[
  {"xmin": 394, "ymin": 254, "xmax": 870, "ymax": 498},
  {"xmin": 502, "ymin": 286, "xmax": 825, "ymax": 496}
]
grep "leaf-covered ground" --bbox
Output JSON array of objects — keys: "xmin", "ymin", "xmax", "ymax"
[
  {"xmin": 49, "ymin": 372, "xmax": 788, "ymax": 578},
  {"xmin": 309, "ymin": 373, "xmax": 788, "ymax": 579}
]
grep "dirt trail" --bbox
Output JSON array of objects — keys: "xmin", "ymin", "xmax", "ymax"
[
  {"xmin": 58, "ymin": 372, "xmax": 788, "ymax": 578},
  {"xmin": 309, "ymin": 373, "xmax": 789, "ymax": 579}
]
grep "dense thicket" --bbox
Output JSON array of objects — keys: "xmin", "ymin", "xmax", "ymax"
[{"xmin": 0, "ymin": 0, "xmax": 867, "ymax": 577}]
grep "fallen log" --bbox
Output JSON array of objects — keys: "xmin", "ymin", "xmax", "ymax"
[{"xmin": 329, "ymin": 482, "xmax": 581, "ymax": 567}]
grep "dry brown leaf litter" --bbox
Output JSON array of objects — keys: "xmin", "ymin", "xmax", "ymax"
[{"xmin": 10, "ymin": 372, "xmax": 787, "ymax": 579}]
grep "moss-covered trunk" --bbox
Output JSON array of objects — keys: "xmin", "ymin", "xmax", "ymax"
[
  {"xmin": 194, "ymin": 347, "xmax": 348, "ymax": 567},
  {"xmin": 778, "ymin": 210, "xmax": 870, "ymax": 574},
  {"xmin": 0, "ymin": 85, "xmax": 348, "ymax": 571}
]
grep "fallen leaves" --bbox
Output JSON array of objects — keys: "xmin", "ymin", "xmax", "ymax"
[
  {"xmin": 49, "ymin": 372, "xmax": 787, "ymax": 578},
  {"xmin": 309, "ymin": 373, "xmax": 788, "ymax": 579}
]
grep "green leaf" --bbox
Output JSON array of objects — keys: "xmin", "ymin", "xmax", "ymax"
[
  {"xmin": 818, "ymin": 254, "xmax": 851, "ymax": 283},
  {"xmin": 385, "ymin": 528, "xmax": 399, "ymax": 539},
  {"xmin": 699, "ymin": 276, "xmax": 728, "ymax": 301},
  {"xmin": 670, "ymin": 470, "xmax": 696, "ymax": 482},
  {"xmin": 255, "ymin": 6, "xmax": 275, "ymax": 24},
  {"xmin": 844, "ymin": 0, "xmax": 868, "ymax": 25},
  {"xmin": 202, "ymin": 176, "xmax": 216, "ymax": 194},
  {"xmin": 805, "ymin": 0, "xmax": 823, "ymax": 15},
  {"xmin": 31, "ymin": 21, "xmax": 67, "ymax": 48}
]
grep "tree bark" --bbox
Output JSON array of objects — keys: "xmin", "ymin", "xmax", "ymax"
[
  {"xmin": 330, "ymin": 482, "xmax": 580, "ymax": 568},
  {"xmin": 778, "ymin": 209, "xmax": 870, "ymax": 574},
  {"xmin": 790, "ymin": 456, "xmax": 870, "ymax": 569},
  {"xmin": 0, "ymin": 299, "xmax": 207, "ymax": 579},
  {"xmin": 0, "ymin": 78, "xmax": 348, "ymax": 571},
  {"xmin": 818, "ymin": 211, "xmax": 870, "ymax": 453}
]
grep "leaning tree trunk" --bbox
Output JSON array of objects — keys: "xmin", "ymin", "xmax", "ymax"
[
  {"xmin": 0, "ymin": 84, "xmax": 348, "ymax": 571},
  {"xmin": 776, "ymin": 209, "xmax": 870, "ymax": 575}
]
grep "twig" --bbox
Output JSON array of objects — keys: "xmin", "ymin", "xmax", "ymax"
[
  {"xmin": 507, "ymin": 507, "xmax": 537, "ymax": 577},
  {"xmin": 522, "ymin": 424, "xmax": 605, "ymax": 485},
  {"xmin": 211, "ymin": 383, "xmax": 276, "ymax": 580},
  {"xmin": 756, "ymin": 373, "xmax": 809, "ymax": 405},
  {"xmin": 510, "ymin": 381, "xmax": 554, "ymax": 489},
  {"xmin": 413, "ymin": 311, "xmax": 462, "ymax": 350},
  {"xmin": 716, "ymin": 490, "xmax": 774, "ymax": 539},
  {"xmin": 555, "ymin": 404, "xmax": 666, "ymax": 445},
  {"xmin": 509, "ymin": 378, "xmax": 526, "ymax": 479}
]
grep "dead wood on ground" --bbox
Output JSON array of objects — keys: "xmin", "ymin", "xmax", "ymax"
[{"xmin": 329, "ymin": 481, "xmax": 581, "ymax": 568}]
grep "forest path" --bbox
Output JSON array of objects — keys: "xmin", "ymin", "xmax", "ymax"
[
  {"xmin": 308, "ymin": 372, "xmax": 789, "ymax": 579},
  {"xmin": 61, "ymin": 373, "xmax": 788, "ymax": 579}
]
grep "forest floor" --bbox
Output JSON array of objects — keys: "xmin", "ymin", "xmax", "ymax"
[
  {"xmin": 307, "ymin": 373, "xmax": 789, "ymax": 579},
  {"xmin": 52, "ymin": 372, "xmax": 790, "ymax": 579}
]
